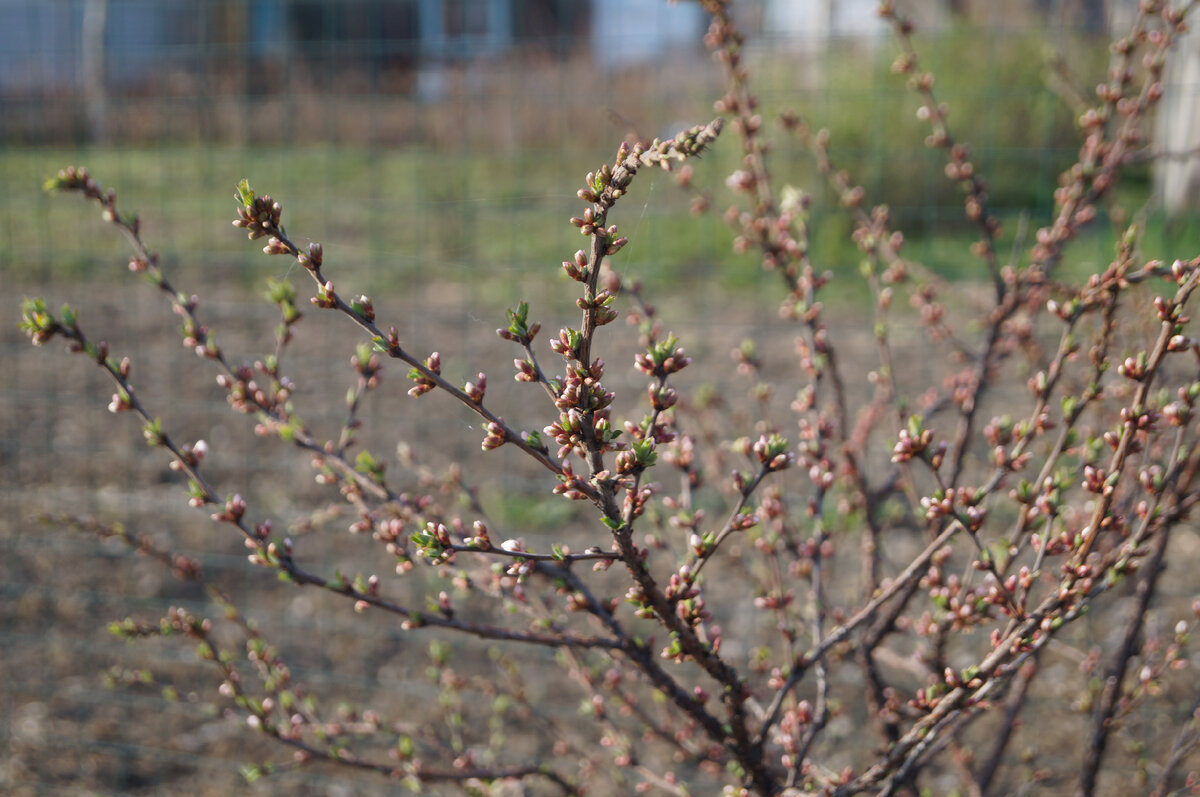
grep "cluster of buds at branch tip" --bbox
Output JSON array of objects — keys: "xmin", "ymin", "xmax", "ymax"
[
  {"xmin": 19, "ymin": 298, "xmax": 70, "ymax": 346},
  {"xmin": 47, "ymin": 166, "xmax": 139, "ymax": 232},
  {"xmin": 753, "ymin": 433, "xmax": 794, "ymax": 471},
  {"xmin": 497, "ymin": 300, "xmax": 541, "ymax": 345},
  {"xmin": 45, "ymin": 165, "xmax": 99, "ymax": 196},
  {"xmin": 575, "ymin": 120, "xmax": 722, "ymax": 212},
  {"xmin": 892, "ymin": 416, "xmax": 940, "ymax": 465},
  {"xmin": 232, "ymin": 179, "xmax": 284, "ymax": 240},
  {"xmin": 634, "ymin": 335, "xmax": 691, "ymax": 378},
  {"xmin": 656, "ymin": 119, "xmax": 724, "ymax": 162}
]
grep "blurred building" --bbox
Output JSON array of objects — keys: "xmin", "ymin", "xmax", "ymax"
[
  {"xmin": 2, "ymin": 0, "xmax": 1125, "ymax": 95},
  {"xmin": 4, "ymin": 0, "xmax": 1197, "ymax": 204}
]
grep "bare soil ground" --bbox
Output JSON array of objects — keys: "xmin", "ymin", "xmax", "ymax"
[
  {"xmin": 0, "ymin": 268, "xmax": 907, "ymax": 795},
  {"xmin": 4, "ymin": 262, "xmax": 1197, "ymax": 796}
]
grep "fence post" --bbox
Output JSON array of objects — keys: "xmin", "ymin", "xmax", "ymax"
[{"xmin": 81, "ymin": 0, "xmax": 108, "ymax": 143}]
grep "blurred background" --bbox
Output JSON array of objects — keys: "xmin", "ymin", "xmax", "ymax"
[
  {"xmin": 4, "ymin": 0, "xmax": 1200, "ymax": 794},
  {"xmin": 7, "ymin": 0, "xmax": 1200, "ymax": 296}
]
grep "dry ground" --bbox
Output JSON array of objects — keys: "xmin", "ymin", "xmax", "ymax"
[{"xmin": 4, "ymin": 256, "xmax": 1198, "ymax": 796}]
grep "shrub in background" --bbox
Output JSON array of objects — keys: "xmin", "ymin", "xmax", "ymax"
[{"xmin": 19, "ymin": 1, "xmax": 1200, "ymax": 794}]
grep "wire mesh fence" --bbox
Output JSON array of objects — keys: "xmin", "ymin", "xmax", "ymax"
[{"xmin": 4, "ymin": 1, "xmax": 1200, "ymax": 794}]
